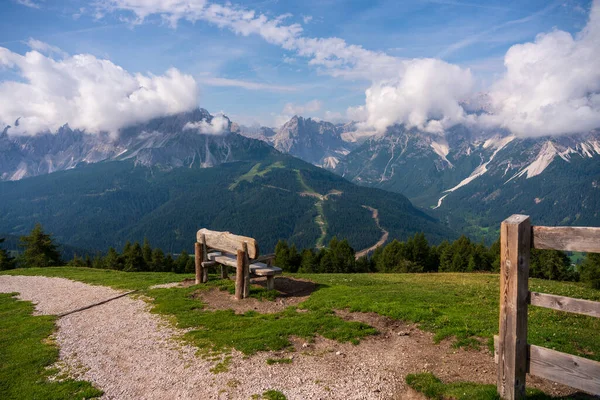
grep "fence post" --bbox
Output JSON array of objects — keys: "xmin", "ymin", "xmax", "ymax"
[
  {"xmin": 194, "ymin": 242, "xmax": 203, "ymax": 285},
  {"xmin": 497, "ymin": 215, "xmax": 531, "ymax": 400}
]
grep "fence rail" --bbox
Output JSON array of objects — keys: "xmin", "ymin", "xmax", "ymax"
[{"xmin": 496, "ymin": 215, "xmax": 600, "ymax": 400}]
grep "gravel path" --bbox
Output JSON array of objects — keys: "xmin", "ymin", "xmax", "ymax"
[{"xmin": 0, "ymin": 275, "xmax": 576, "ymax": 400}]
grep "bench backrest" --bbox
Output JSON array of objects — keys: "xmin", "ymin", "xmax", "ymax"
[{"xmin": 196, "ymin": 228, "xmax": 259, "ymax": 259}]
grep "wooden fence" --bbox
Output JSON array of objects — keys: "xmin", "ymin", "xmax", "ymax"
[{"xmin": 495, "ymin": 215, "xmax": 600, "ymax": 399}]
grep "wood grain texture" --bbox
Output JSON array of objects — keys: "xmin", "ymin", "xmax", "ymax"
[
  {"xmin": 529, "ymin": 291, "xmax": 600, "ymax": 318},
  {"xmin": 235, "ymin": 250, "xmax": 245, "ymax": 300},
  {"xmin": 197, "ymin": 228, "xmax": 259, "ymax": 259},
  {"xmin": 494, "ymin": 336, "xmax": 600, "ymax": 395},
  {"xmin": 194, "ymin": 242, "xmax": 202, "ymax": 285},
  {"xmin": 532, "ymin": 226, "xmax": 600, "ymax": 253},
  {"xmin": 243, "ymin": 242, "xmax": 250, "ymax": 299},
  {"xmin": 529, "ymin": 344, "xmax": 600, "ymax": 395},
  {"xmin": 497, "ymin": 214, "xmax": 531, "ymax": 400},
  {"xmin": 208, "ymin": 254, "xmax": 282, "ymax": 276}
]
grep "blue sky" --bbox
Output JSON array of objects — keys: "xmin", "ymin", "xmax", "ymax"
[{"xmin": 0, "ymin": 0, "xmax": 595, "ymax": 128}]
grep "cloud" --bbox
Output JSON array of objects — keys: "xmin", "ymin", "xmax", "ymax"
[
  {"xmin": 481, "ymin": 0, "xmax": 600, "ymax": 136},
  {"xmin": 361, "ymin": 59, "xmax": 475, "ymax": 133},
  {"xmin": 183, "ymin": 114, "xmax": 229, "ymax": 134},
  {"xmin": 51, "ymin": 0, "xmax": 600, "ymax": 136},
  {"xmin": 0, "ymin": 46, "xmax": 198, "ymax": 136},
  {"xmin": 302, "ymin": 15, "xmax": 313, "ymax": 24},
  {"xmin": 15, "ymin": 0, "xmax": 41, "ymax": 9},
  {"xmin": 26, "ymin": 38, "xmax": 67, "ymax": 58},
  {"xmin": 282, "ymin": 99, "xmax": 322, "ymax": 115},
  {"xmin": 200, "ymin": 76, "xmax": 297, "ymax": 92},
  {"xmin": 273, "ymin": 100, "xmax": 323, "ymax": 126}
]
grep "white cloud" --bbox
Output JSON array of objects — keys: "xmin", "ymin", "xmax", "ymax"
[
  {"xmin": 282, "ymin": 99, "xmax": 322, "ymax": 115},
  {"xmin": 302, "ymin": 15, "xmax": 313, "ymax": 24},
  {"xmin": 273, "ymin": 100, "xmax": 323, "ymax": 127},
  {"xmin": 362, "ymin": 59, "xmax": 475, "ymax": 133},
  {"xmin": 183, "ymin": 114, "xmax": 228, "ymax": 134},
  {"xmin": 200, "ymin": 76, "xmax": 297, "ymax": 92},
  {"xmin": 0, "ymin": 46, "xmax": 198, "ymax": 136},
  {"xmin": 26, "ymin": 38, "xmax": 67, "ymax": 58},
  {"xmin": 33, "ymin": 0, "xmax": 600, "ymax": 137},
  {"xmin": 16, "ymin": 0, "xmax": 41, "ymax": 9},
  {"xmin": 481, "ymin": 0, "xmax": 600, "ymax": 136}
]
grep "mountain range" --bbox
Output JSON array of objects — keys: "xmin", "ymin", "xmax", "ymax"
[
  {"xmin": 0, "ymin": 109, "xmax": 453, "ymax": 255},
  {"xmin": 235, "ymin": 117, "xmax": 600, "ymax": 241},
  {"xmin": 2, "ymin": 107, "xmax": 599, "ymax": 250}
]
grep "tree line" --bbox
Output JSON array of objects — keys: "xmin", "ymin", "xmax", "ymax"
[
  {"xmin": 274, "ymin": 233, "xmax": 600, "ymax": 288},
  {"xmin": 2, "ymin": 224, "xmax": 599, "ymax": 289},
  {"xmin": 0, "ymin": 223, "xmax": 194, "ymax": 273}
]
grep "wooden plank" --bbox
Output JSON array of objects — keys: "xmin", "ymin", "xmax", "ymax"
[
  {"xmin": 209, "ymin": 254, "xmax": 238, "ymax": 267},
  {"xmin": 194, "ymin": 242, "xmax": 202, "ymax": 285},
  {"xmin": 532, "ymin": 226, "xmax": 600, "ymax": 253},
  {"xmin": 209, "ymin": 254, "xmax": 282, "ymax": 275},
  {"xmin": 196, "ymin": 228, "xmax": 258, "ymax": 259},
  {"xmin": 235, "ymin": 250, "xmax": 245, "ymax": 300},
  {"xmin": 243, "ymin": 242, "xmax": 250, "ymax": 299},
  {"xmin": 493, "ymin": 336, "xmax": 600, "ymax": 395},
  {"xmin": 529, "ymin": 344, "xmax": 600, "ymax": 395},
  {"xmin": 529, "ymin": 292, "xmax": 600, "ymax": 318},
  {"xmin": 497, "ymin": 214, "xmax": 531, "ymax": 400}
]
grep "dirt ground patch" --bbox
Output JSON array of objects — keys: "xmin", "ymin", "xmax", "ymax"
[
  {"xmin": 332, "ymin": 309, "xmax": 589, "ymax": 399},
  {"xmin": 194, "ymin": 276, "xmax": 317, "ymax": 314}
]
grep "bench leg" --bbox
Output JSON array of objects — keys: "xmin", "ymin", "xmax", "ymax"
[
  {"xmin": 220, "ymin": 265, "xmax": 228, "ymax": 279},
  {"xmin": 266, "ymin": 276, "xmax": 275, "ymax": 291},
  {"xmin": 202, "ymin": 267, "xmax": 208, "ymax": 283}
]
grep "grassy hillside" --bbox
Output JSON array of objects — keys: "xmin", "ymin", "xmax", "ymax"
[{"xmin": 0, "ymin": 153, "xmax": 454, "ymax": 255}]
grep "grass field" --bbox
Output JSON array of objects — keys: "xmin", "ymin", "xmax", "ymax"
[
  {"xmin": 1, "ymin": 267, "xmax": 599, "ymax": 399},
  {"xmin": 0, "ymin": 293, "xmax": 102, "ymax": 400},
  {"xmin": 2, "ymin": 268, "xmax": 599, "ymax": 360}
]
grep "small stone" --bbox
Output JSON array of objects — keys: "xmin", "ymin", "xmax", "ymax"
[
  {"xmin": 397, "ymin": 331, "xmax": 409, "ymax": 336},
  {"xmin": 336, "ymin": 351, "xmax": 342, "ymax": 356},
  {"xmin": 302, "ymin": 343, "xmax": 309, "ymax": 348}
]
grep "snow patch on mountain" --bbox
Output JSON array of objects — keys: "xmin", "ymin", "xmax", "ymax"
[
  {"xmin": 507, "ymin": 141, "xmax": 559, "ymax": 182},
  {"xmin": 434, "ymin": 135, "xmax": 515, "ymax": 208},
  {"xmin": 430, "ymin": 141, "xmax": 453, "ymax": 167},
  {"xmin": 322, "ymin": 156, "xmax": 340, "ymax": 169}
]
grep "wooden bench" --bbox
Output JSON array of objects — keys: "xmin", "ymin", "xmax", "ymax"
[{"xmin": 194, "ymin": 229, "xmax": 282, "ymax": 299}]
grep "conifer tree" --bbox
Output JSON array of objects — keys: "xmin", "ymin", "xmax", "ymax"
[
  {"xmin": 151, "ymin": 248, "xmax": 166, "ymax": 272},
  {"xmin": 142, "ymin": 238, "xmax": 153, "ymax": 267},
  {"xmin": 19, "ymin": 224, "xmax": 62, "ymax": 268},
  {"xmin": 580, "ymin": 253, "xmax": 600, "ymax": 289},
  {"xmin": 104, "ymin": 247, "xmax": 122, "ymax": 270},
  {"xmin": 0, "ymin": 238, "xmax": 16, "ymax": 271},
  {"xmin": 124, "ymin": 242, "xmax": 145, "ymax": 272}
]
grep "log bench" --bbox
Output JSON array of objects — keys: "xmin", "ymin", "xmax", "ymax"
[{"xmin": 194, "ymin": 228, "xmax": 282, "ymax": 299}]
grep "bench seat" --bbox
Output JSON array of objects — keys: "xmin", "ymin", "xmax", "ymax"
[{"xmin": 208, "ymin": 253, "xmax": 282, "ymax": 289}]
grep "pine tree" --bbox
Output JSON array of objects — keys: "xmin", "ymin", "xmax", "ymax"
[
  {"xmin": 0, "ymin": 238, "xmax": 16, "ymax": 271},
  {"xmin": 104, "ymin": 247, "xmax": 122, "ymax": 270},
  {"xmin": 151, "ymin": 248, "xmax": 166, "ymax": 272},
  {"xmin": 142, "ymin": 238, "xmax": 153, "ymax": 267},
  {"xmin": 580, "ymin": 253, "xmax": 600, "ymax": 289},
  {"xmin": 174, "ymin": 251, "xmax": 189, "ymax": 273},
  {"xmin": 19, "ymin": 224, "xmax": 62, "ymax": 268},
  {"xmin": 298, "ymin": 248, "xmax": 317, "ymax": 273},
  {"xmin": 124, "ymin": 242, "xmax": 145, "ymax": 272}
]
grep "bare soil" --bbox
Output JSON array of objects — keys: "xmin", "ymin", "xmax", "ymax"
[{"xmin": 195, "ymin": 277, "xmax": 317, "ymax": 314}]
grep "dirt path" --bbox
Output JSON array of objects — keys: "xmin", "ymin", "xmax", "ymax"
[
  {"xmin": 0, "ymin": 275, "xmax": 578, "ymax": 400},
  {"xmin": 356, "ymin": 206, "xmax": 389, "ymax": 259}
]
